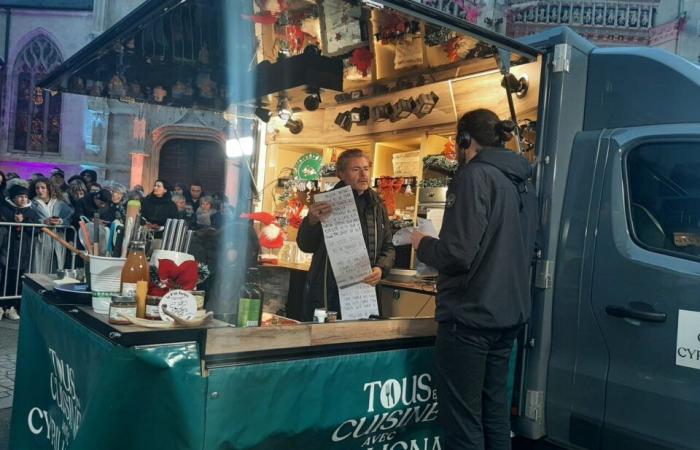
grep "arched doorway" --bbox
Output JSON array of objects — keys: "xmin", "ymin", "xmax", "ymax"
[{"xmin": 158, "ymin": 139, "xmax": 226, "ymax": 194}]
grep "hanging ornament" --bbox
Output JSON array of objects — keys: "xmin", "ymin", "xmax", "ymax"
[
  {"xmin": 443, "ymin": 137, "xmax": 457, "ymax": 161},
  {"xmin": 350, "ymin": 48, "xmax": 373, "ymax": 77},
  {"xmin": 378, "ymin": 177, "xmax": 404, "ymax": 216},
  {"xmin": 444, "ymin": 36, "xmax": 467, "ymax": 63},
  {"xmin": 286, "ymin": 198, "xmax": 304, "ymax": 229},
  {"xmin": 286, "ymin": 25, "xmax": 306, "ymax": 53}
]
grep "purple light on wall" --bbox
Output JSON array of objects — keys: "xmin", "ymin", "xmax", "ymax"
[{"xmin": 1, "ymin": 161, "xmax": 80, "ymax": 180}]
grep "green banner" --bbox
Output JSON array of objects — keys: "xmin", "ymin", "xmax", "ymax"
[
  {"xmin": 9, "ymin": 286, "xmax": 207, "ymax": 450},
  {"xmin": 204, "ymin": 347, "xmax": 443, "ymax": 450},
  {"xmin": 10, "ymin": 286, "xmax": 450, "ymax": 449}
]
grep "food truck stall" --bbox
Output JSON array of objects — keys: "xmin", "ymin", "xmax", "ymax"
[{"xmin": 9, "ymin": 0, "xmax": 542, "ymax": 448}]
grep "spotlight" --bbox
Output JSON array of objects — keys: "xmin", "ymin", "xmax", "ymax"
[
  {"xmin": 254, "ymin": 107, "xmax": 272, "ymax": 123},
  {"xmin": 372, "ymin": 103, "xmax": 394, "ymax": 122},
  {"xmin": 277, "ymin": 96, "xmax": 292, "ymax": 123},
  {"xmin": 285, "ymin": 118, "xmax": 304, "ymax": 135},
  {"xmin": 501, "ymin": 73, "xmax": 529, "ymax": 98},
  {"xmin": 350, "ymin": 106, "xmax": 370, "ymax": 125},
  {"xmin": 413, "ymin": 92, "xmax": 439, "ymax": 118},
  {"xmin": 335, "ymin": 111, "xmax": 352, "ymax": 132},
  {"xmin": 304, "ymin": 88, "xmax": 322, "ymax": 111},
  {"xmin": 394, "ymin": 97, "xmax": 416, "ymax": 120}
]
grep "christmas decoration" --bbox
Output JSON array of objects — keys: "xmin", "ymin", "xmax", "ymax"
[
  {"xmin": 286, "ymin": 198, "xmax": 305, "ymax": 229},
  {"xmin": 378, "ymin": 177, "xmax": 405, "ymax": 215},
  {"xmin": 443, "ymin": 137, "xmax": 457, "ymax": 161},
  {"xmin": 423, "ymin": 155, "xmax": 458, "ymax": 174},
  {"xmin": 419, "ymin": 177, "xmax": 452, "ymax": 188},
  {"xmin": 350, "ymin": 47, "xmax": 373, "ymax": 77},
  {"xmin": 241, "ymin": 212, "xmax": 286, "ymax": 264},
  {"xmin": 148, "ymin": 259, "xmax": 200, "ymax": 297}
]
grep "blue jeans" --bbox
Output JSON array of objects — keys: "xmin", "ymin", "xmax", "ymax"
[{"xmin": 435, "ymin": 322, "xmax": 521, "ymax": 450}]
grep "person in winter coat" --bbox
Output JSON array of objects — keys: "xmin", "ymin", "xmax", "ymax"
[
  {"xmin": 297, "ymin": 148, "xmax": 395, "ymax": 321},
  {"xmin": 0, "ymin": 171, "xmax": 7, "ymax": 201},
  {"xmin": 411, "ymin": 109, "xmax": 538, "ymax": 450},
  {"xmin": 195, "ymin": 195, "xmax": 222, "ymax": 230},
  {"xmin": 172, "ymin": 194, "xmax": 195, "ymax": 228},
  {"xmin": 141, "ymin": 179, "xmax": 178, "ymax": 228},
  {"xmin": 0, "ymin": 182, "xmax": 40, "ymax": 298},
  {"xmin": 50, "ymin": 168, "xmax": 69, "ymax": 197},
  {"xmin": 98, "ymin": 186, "xmax": 126, "ymax": 223},
  {"xmin": 30, "ymin": 177, "xmax": 74, "ymax": 273},
  {"xmin": 80, "ymin": 169, "xmax": 97, "ymax": 190}
]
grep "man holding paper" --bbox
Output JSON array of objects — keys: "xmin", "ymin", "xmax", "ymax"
[{"xmin": 297, "ymin": 149, "xmax": 395, "ymax": 321}]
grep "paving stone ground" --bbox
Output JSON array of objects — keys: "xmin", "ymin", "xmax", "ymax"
[{"xmin": 0, "ymin": 320, "xmax": 19, "ymax": 450}]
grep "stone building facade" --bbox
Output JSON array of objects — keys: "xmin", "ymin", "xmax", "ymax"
[
  {"xmin": 0, "ymin": 0, "xmax": 238, "ymax": 199},
  {"xmin": 0, "ymin": 0, "xmax": 697, "ymax": 195},
  {"xmin": 418, "ymin": 0, "xmax": 697, "ymax": 60}
]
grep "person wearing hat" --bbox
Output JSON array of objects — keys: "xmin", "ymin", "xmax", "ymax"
[
  {"xmin": 0, "ymin": 180, "xmax": 39, "ymax": 308},
  {"xmin": 79, "ymin": 169, "xmax": 98, "ymax": 189},
  {"xmin": 50, "ymin": 167, "xmax": 69, "ymax": 195},
  {"xmin": 98, "ymin": 185, "xmax": 126, "ymax": 223}
]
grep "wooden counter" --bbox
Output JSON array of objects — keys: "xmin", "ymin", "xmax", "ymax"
[
  {"xmin": 206, "ymin": 317, "xmax": 436, "ymax": 356},
  {"xmin": 26, "ymin": 273, "xmax": 437, "ymax": 357}
]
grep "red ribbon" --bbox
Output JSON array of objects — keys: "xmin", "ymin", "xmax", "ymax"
[{"xmin": 149, "ymin": 259, "xmax": 199, "ymax": 296}]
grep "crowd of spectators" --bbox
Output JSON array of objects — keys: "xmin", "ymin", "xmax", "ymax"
[{"xmin": 0, "ymin": 167, "xmax": 259, "ymax": 319}]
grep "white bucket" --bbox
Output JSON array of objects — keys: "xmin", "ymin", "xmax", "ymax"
[
  {"xmin": 89, "ymin": 255, "xmax": 126, "ymax": 314},
  {"xmin": 150, "ymin": 250, "xmax": 194, "ymax": 268}
]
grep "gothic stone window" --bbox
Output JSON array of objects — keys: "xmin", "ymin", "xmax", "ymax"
[{"xmin": 12, "ymin": 36, "xmax": 63, "ymax": 153}]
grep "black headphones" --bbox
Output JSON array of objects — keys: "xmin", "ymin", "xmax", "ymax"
[{"xmin": 456, "ymin": 128, "xmax": 471, "ymax": 150}]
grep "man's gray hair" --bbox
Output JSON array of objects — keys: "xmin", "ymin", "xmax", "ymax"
[
  {"xmin": 336, "ymin": 148, "xmax": 370, "ymax": 173},
  {"xmin": 171, "ymin": 193, "xmax": 185, "ymax": 202}
]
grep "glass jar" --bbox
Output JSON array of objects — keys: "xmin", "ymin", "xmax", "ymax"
[
  {"xmin": 146, "ymin": 295, "xmax": 162, "ymax": 320},
  {"xmin": 109, "ymin": 295, "xmax": 136, "ymax": 325}
]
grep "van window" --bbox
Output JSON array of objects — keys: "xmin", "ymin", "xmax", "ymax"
[{"xmin": 626, "ymin": 142, "xmax": 700, "ymax": 260}]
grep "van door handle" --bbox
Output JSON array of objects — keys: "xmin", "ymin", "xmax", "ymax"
[{"xmin": 605, "ymin": 304, "xmax": 667, "ymax": 323}]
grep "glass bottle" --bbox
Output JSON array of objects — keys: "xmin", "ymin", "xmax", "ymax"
[
  {"xmin": 237, "ymin": 268, "xmax": 264, "ymax": 327},
  {"xmin": 120, "ymin": 240, "xmax": 149, "ymax": 297}
]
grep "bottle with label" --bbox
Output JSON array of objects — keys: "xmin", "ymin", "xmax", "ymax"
[
  {"xmin": 237, "ymin": 268, "xmax": 263, "ymax": 327},
  {"xmin": 120, "ymin": 240, "xmax": 149, "ymax": 297}
]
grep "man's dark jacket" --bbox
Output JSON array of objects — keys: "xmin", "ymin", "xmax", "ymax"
[
  {"xmin": 297, "ymin": 182, "xmax": 395, "ymax": 321},
  {"xmin": 417, "ymin": 148, "xmax": 538, "ymax": 329}
]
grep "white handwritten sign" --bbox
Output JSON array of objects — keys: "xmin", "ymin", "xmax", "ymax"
[
  {"xmin": 315, "ymin": 186, "xmax": 373, "ymax": 287},
  {"xmin": 339, "ymin": 282, "xmax": 378, "ymax": 321},
  {"xmin": 315, "ymin": 186, "xmax": 378, "ymax": 319}
]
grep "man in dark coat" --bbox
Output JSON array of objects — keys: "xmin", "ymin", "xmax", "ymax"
[
  {"xmin": 412, "ymin": 109, "xmax": 538, "ymax": 450},
  {"xmin": 297, "ymin": 149, "xmax": 395, "ymax": 321}
]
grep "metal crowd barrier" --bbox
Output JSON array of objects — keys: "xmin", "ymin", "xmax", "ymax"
[{"xmin": 0, "ymin": 222, "xmax": 78, "ymax": 300}]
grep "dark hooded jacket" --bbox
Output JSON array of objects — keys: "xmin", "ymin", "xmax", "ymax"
[
  {"xmin": 297, "ymin": 181, "xmax": 395, "ymax": 321},
  {"xmin": 417, "ymin": 148, "xmax": 538, "ymax": 329},
  {"xmin": 141, "ymin": 192, "xmax": 178, "ymax": 226},
  {"xmin": 0, "ymin": 197, "xmax": 39, "ymax": 270}
]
